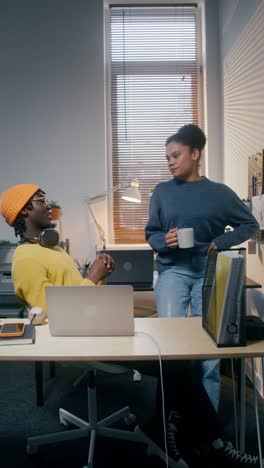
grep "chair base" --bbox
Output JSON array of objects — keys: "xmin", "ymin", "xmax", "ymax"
[
  {"xmin": 27, "ymin": 369, "xmax": 181, "ymax": 468},
  {"xmin": 27, "ymin": 405, "xmax": 140, "ymax": 468}
]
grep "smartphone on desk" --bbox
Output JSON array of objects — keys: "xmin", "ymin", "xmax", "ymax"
[{"xmin": 0, "ymin": 323, "xmax": 25, "ymax": 337}]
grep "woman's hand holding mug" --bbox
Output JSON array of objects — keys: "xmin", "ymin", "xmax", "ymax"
[{"xmin": 165, "ymin": 228, "xmax": 178, "ymax": 248}]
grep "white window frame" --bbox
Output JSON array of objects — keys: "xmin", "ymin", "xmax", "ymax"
[{"xmin": 104, "ymin": 0, "xmax": 205, "ymax": 245}]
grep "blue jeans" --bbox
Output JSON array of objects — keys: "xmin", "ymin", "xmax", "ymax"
[{"xmin": 155, "ymin": 256, "xmax": 220, "ymax": 411}]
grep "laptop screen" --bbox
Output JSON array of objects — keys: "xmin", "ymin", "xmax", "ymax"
[{"xmin": 104, "ymin": 249, "xmax": 154, "ymax": 290}]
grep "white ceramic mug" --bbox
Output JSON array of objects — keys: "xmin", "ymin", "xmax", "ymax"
[{"xmin": 177, "ymin": 228, "xmax": 194, "ymax": 249}]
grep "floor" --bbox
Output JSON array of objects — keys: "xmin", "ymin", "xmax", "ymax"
[{"xmin": 0, "ymin": 360, "xmax": 263, "ymax": 468}]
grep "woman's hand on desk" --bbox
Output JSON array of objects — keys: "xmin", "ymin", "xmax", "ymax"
[{"xmin": 87, "ymin": 254, "xmax": 115, "ymax": 284}]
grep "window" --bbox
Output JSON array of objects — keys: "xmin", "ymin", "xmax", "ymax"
[{"xmin": 109, "ymin": 4, "xmax": 201, "ymax": 243}]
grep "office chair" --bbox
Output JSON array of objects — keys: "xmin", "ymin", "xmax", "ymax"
[
  {"xmin": 27, "ymin": 362, "xmax": 180, "ymax": 468},
  {"xmin": 34, "ymin": 291, "xmax": 157, "ymax": 406},
  {"xmin": 27, "ymin": 289, "xmax": 177, "ymax": 466}
]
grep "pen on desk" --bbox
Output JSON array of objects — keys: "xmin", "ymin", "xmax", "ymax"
[{"xmin": 30, "ymin": 314, "xmax": 37, "ymax": 325}]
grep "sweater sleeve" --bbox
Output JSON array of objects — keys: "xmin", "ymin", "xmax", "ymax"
[
  {"xmin": 13, "ymin": 258, "xmax": 95, "ymax": 312},
  {"xmin": 145, "ymin": 187, "xmax": 170, "ymax": 253},
  {"xmin": 13, "ymin": 258, "xmax": 53, "ymax": 312},
  {"xmin": 212, "ymin": 187, "xmax": 259, "ymax": 250}
]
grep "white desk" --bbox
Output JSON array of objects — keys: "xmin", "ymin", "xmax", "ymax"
[
  {"xmin": 1, "ymin": 317, "xmax": 264, "ymax": 362},
  {"xmin": 1, "ymin": 317, "xmax": 264, "ymax": 463}
]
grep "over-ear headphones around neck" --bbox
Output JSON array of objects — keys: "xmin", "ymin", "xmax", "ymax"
[{"xmin": 21, "ymin": 228, "xmax": 59, "ymax": 248}]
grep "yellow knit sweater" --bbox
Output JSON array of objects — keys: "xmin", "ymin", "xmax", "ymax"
[{"xmin": 12, "ymin": 244, "xmax": 94, "ymax": 312}]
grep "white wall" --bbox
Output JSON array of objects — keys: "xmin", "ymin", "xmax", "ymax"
[
  {"xmin": 219, "ymin": 0, "xmax": 264, "ymax": 197},
  {"xmin": 218, "ymin": 0, "xmax": 264, "ymax": 396},
  {"xmin": 218, "ymin": 0, "xmax": 264, "ymax": 288},
  {"xmin": 0, "ymin": 0, "xmax": 226, "ymax": 262},
  {"xmin": 0, "ymin": 0, "xmax": 106, "ymax": 263},
  {"xmin": 202, "ymin": 0, "xmax": 223, "ymax": 182}
]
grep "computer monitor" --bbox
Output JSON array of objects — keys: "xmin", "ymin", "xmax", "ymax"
[{"xmin": 104, "ymin": 249, "xmax": 154, "ymax": 291}]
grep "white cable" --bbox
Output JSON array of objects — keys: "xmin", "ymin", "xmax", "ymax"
[
  {"xmin": 250, "ymin": 358, "xmax": 263, "ymax": 468},
  {"xmin": 87, "ymin": 203, "xmax": 106, "ymax": 250},
  {"xmin": 230, "ymin": 359, "xmax": 239, "ymax": 449},
  {"xmin": 135, "ymin": 331, "xmax": 169, "ymax": 468}
]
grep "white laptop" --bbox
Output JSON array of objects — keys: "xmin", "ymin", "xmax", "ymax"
[{"xmin": 46, "ymin": 285, "xmax": 134, "ymax": 337}]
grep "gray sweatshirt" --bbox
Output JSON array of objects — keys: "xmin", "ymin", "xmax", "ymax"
[{"xmin": 145, "ymin": 177, "xmax": 259, "ymax": 273}]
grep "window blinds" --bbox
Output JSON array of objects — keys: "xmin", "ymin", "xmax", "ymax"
[{"xmin": 110, "ymin": 4, "xmax": 199, "ymax": 243}]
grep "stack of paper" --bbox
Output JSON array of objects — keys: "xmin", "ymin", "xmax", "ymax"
[{"xmin": 203, "ymin": 251, "xmax": 245, "ymax": 346}]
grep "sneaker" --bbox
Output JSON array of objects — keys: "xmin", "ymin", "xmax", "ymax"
[
  {"xmin": 167, "ymin": 410, "xmax": 201, "ymax": 467},
  {"xmin": 167, "ymin": 410, "xmax": 183, "ymax": 461},
  {"xmin": 210, "ymin": 441, "xmax": 259, "ymax": 467},
  {"xmin": 135, "ymin": 417, "xmax": 189, "ymax": 468}
]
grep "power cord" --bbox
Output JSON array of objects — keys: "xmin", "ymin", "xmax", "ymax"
[{"xmin": 135, "ymin": 331, "xmax": 168, "ymax": 468}]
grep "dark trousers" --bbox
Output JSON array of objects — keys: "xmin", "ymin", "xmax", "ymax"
[{"xmin": 119, "ymin": 359, "xmax": 222, "ymax": 445}]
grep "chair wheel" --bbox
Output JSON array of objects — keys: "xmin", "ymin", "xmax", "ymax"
[
  {"xmin": 124, "ymin": 412, "xmax": 136, "ymax": 426},
  {"xmin": 59, "ymin": 417, "xmax": 69, "ymax": 426},
  {"xmin": 27, "ymin": 444, "xmax": 38, "ymax": 455}
]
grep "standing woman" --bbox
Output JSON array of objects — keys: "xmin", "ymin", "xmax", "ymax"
[{"xmin": 145, "ymin": 124, "xmax": 259, "ymax": 410}]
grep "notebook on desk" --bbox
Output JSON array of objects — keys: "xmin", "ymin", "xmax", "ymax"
[
  {"xmin": 104, "ymin": 249, "xmax": 154, "ymax": 290},
  {"xmin": 46, "ymin": 285, "xmax": 134, "ymax": 337},
  {"xmin": 0, "ymin": 323, "xmax": 35, "ymax": 346}
]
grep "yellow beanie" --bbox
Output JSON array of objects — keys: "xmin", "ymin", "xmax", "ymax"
[{"xmin": 0, "ymin": 184, "xmax": 40, "ymax": 226}]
